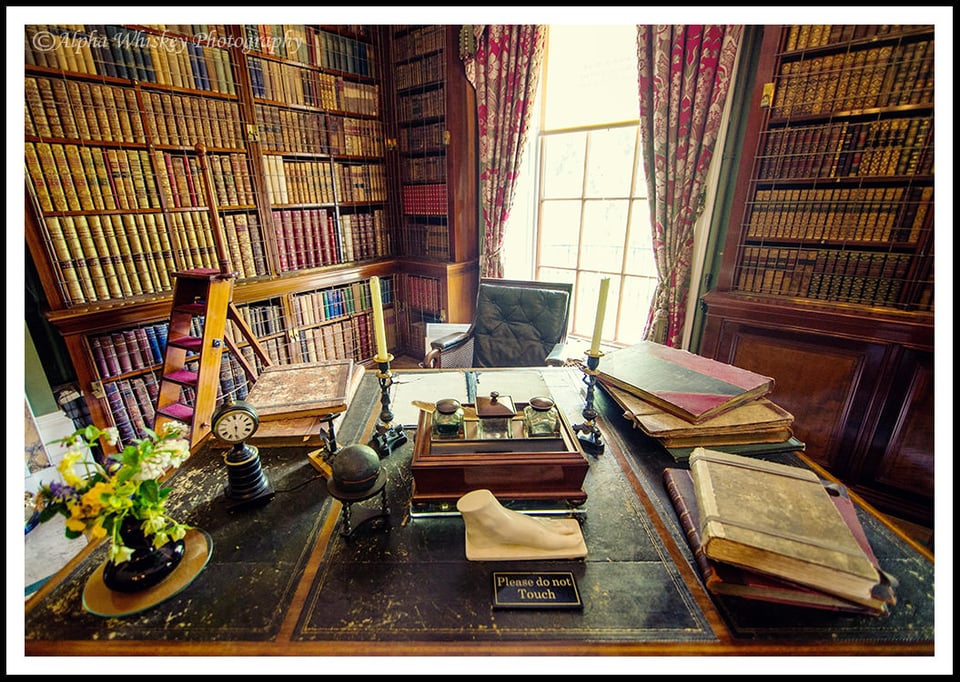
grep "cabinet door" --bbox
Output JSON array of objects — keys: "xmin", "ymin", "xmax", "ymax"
[
  {"xmin": 703, "ymin": 314, "xmax": 883, "ymax": 474},
  {"xmin": 861, "ymin": 348, "xmax": 934, "ymax": 525}
]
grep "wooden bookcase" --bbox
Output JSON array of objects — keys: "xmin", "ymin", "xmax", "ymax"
[
  {"xmin": 23, "ymin": 23, "xmax": 476, "ymax": 447},
  {"xmin": 701, "ymin": 24, "xmax": 935, "ymax": 528},
  {"xmin": 385, "ymin": 25, "xmax": 480, "ymax": 358}
]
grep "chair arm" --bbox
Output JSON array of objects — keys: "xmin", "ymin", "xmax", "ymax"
[
  {"xmin": 545, "ymin": 341, "xmax": 568, "ymax": 367},
  {"xmin": 430, "ymin": 331, "xmax": 471, "ymax": 351},
  {"xmin": 423, "ymin": 331, "xmax": 472, "ymax": 369}
]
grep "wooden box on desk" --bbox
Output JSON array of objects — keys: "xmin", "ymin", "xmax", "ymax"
[{"xmin": 410, "ymin": 404, "xmax": 589, "ymax": 508}]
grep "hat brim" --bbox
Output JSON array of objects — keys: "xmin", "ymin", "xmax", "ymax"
[{"xmin": 326, "ymin": 468, "xmax": 387, "ymax": 501}]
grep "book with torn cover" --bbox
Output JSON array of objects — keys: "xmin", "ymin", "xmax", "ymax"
[
  {"xmin": 597, "ymin": 341, "xmax": 774, "ymax": 423},
  {"xmin": 663, "ymin": 466, "xmax": 888, "ymax": 616},
  {"xmin": 603, "ymin": 383, "xmax": 793, "ymax": 439},
  {"xmin": 689, "ymin": 448, "xmax": 896, "ymax": 612},
  {"xmin": 245, "ymin": 359, "xmax": 360, "ymax": 421}
]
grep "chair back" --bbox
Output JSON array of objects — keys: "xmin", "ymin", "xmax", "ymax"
[{"xmin": 472, "ymin": 279, "xmax": 572, "ymax": 367}]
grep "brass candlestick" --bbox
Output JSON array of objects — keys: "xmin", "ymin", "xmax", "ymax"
[
  {"xmin": 370, "ymin": 353, "xmax": 408, "ymax": 457},
  {"xmin": 573, "ymin": 350, "xmax": 605, "ymax": 455}
]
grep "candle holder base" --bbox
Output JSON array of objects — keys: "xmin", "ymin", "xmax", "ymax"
[
  {"xmin": 574, "ymin": 427, "xmax": 605, "ymax": 456},
  {"xmin": 371, "ymin": 424, "xmax": 408, "ymax": 459}
]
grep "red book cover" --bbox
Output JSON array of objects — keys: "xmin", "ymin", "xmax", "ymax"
[
  {"xmin": 598, "ymin": 341, "xmax": 775, "ymax": 423},
  {"xmin": 326, "ymin": 211, "xmax": 339, "ymax": 265},
  {"xmin": 122, "ymin": 329, "xmax": 147, "ymax": 370},
  {"xmin": 275, "ymin": 210, "xmax": 292, "ymax": 272},
  {"xmin": 291, "ymin": 209, "xmax": 306, "ymax": 269},
  {"xmin": 663, "ymin": 467, "xmax": 887, "ymax": 616},
  {"xmin": 89, "ymin": 335, "xmax": 110, "ymax": 377},
  {"xmin": 111, "ymin": 332, "xmax": 133, "ymax": 374},
  {"xmin": 304, "ymin": 209, "xmax": 321, "ymax": 268}
]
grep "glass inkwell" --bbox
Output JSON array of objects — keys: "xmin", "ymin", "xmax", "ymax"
[
  {"xmin": 432, "ymin": 398, "xmax": 465, "ymax": 439},
  {"xmin": 476, "ymin": 391, "xmax": 516, "ymax": 439},
  {"xmin": 524, "ymin": 396, "xmax": 560, "ymax": 437}
]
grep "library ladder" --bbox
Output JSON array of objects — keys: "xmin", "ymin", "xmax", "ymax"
[{"xmin": 153, "ymin": 145, "xmax": 271, "ymax": 449}]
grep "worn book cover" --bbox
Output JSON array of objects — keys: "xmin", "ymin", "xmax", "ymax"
[
  {"xmin": 603, "ymin": 383, "xmax": 793, "ymax": 440},
  {"xmin": 597, "ymin": 342, "xmax": 775, "ymax": 423},
  {"xmin": 663, "ymin": 467, "xmax": 887, "ymax": 616},
  {"xmin": 664, "ymin": 436, "xmax": 805, "ymax": 464},
  {"xmin": 689, "ymin": 448, "xmax": 895, "ymax": 611},
  {"xmin": 246, "ymin": 359, "xmax": 358, "ymax": 421}
]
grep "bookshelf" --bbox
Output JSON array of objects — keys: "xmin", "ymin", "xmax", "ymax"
[
  {"xmin": 23, "ymin": 24, "xmax": 438, "ymax": 448},
  {"xmin": 386, "ymin": 25, "xmax": 480, "ymax": 358},
  {"xmin": 700, "ymin": 25, "xmax": 934, "ymax": 528}
]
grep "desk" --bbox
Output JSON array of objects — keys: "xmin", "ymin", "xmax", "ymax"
[{"xmin": 24, "ymin": 368, "xmax": 935, "ymax": 657}]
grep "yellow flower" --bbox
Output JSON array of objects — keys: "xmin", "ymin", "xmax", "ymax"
[
  {"xmin": 65, "ymin": 515, "xmax": 87, "ymax": 533},
  {"xmin": 57, "ymin": 450, "xmax": 85, "ymax": 487}
]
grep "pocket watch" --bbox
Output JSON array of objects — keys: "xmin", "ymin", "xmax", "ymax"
[{"xmin": 211, "ymin": 399, "xmax": 260, "ymax": 444}]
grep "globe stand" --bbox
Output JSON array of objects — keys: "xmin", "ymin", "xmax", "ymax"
[
  {"xmin": 328, "ymin": 475, "xmax": 389, "ymax": 538},
  {"xmin": 223, "ymin": 442, "xmax": 274, "ymax": 509},
  {"xmin": 572, "ymin": 351, "xmax": 605, "ymax": 456},
  {"xmin": 327, "ymin": 444, "xmax": 390, "ymax": 538},
  {"xmin": 369, "ymin": 354, "xmax": 408, "ymax": 458}
]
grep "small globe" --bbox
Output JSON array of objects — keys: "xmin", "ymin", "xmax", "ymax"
[{"xmin": 330, "ymin": 444, "xmax": 382, "ymax": 495}]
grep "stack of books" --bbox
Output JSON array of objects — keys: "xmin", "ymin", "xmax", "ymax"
[
  {"xmin": 664, "ymin": 448, "xmax": 897, "ymax": 616},
  {"xmin": 596, "ymin": 341, "xmax": 803, "ymax": 461}
]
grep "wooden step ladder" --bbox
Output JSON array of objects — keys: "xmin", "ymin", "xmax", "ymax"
[{"xmin": 153, "ymin": 144, "xmax": 271, "ymax": 449}]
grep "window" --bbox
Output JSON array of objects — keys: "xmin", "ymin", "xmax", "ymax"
[{"xmin": 504, "ymin": 25, "xmax": 656, "ymax": 348}]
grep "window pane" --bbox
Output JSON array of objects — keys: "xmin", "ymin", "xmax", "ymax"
[
  {"xmin": 618, "ymin": 275, "xmax": 657, "ymax": 343},
  {"xmin": 541, "ymin": 133, "xmax": 585, "ymax": 198},
  {"xmin": 543, "ymin": 25, "xmax": 641, "ymax": 130},
  {"xmin": 625, "ymin": 198, "xmax": 655, "ymax": 274},
  {"xmin": 633, "ymin": 154, "xmax": 650, "ymax": 197},
  {"xmin": 585, "ymin": 127, "xmax": 637, "ymax": 198},
  {"xmin": 537, "ymin": 266, "xmax": 576, "ymax": 289},
  {"xmin": 538, "ymin": 200, "xmax": 582, "ymax": 268},
  {"xmin": 580, "ymin": 199, "xmax": 627, "ymax": 271}
]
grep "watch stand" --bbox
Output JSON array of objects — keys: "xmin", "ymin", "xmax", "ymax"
[{"xmin": 223, "ymin": 442, "xmax": 275, "ymax": 509}]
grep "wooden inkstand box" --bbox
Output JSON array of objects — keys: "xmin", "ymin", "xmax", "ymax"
[{"xmin": 410, "ymin": 390, "xmax": 590, "ymax": 512}]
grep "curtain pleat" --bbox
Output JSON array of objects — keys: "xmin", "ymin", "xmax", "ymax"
[
  {"xmin": 462, "ymin": 25, "xmax": 545, "ymax": 279},
  {"xmin": 637, "ymin": 25, "xmax": 742, "ymax": 346}
]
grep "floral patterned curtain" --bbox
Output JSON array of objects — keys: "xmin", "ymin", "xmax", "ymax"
[
  {"xmin": 461, "ymin": 25, "xmax": 545, "ymax": 278},
  {"xmin": 636, "ymin": 25, "xmax": 742, "ymax": 346}
]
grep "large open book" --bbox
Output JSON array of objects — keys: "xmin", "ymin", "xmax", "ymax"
[
  {"xmin": 664, "ymin": 467, "xmax": 888, "ymax": 616},
  {"xmin": 689, "ymin": 448, "xmax": 896, "ymax": 612},
  {"xmin": 245, "ymin": 359, "xmax": 361, "ymax": 421},
  {"xmin": 597, "ymin": 342, "xmax": 774, "ymax": 423}
]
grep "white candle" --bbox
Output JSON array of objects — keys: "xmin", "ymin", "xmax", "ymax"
[
  {"xmin": 589, "ymin": 277, "xmax": 610, "ymax": 354},
  {"xmin": 369, "ymin": 276, "xmax": 389, "ymax": 360}
]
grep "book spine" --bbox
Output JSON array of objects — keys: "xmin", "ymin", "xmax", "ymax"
[
  {"xmin": 663, "ymin": 469, "xmax": 716, "ymax": 586},
  {"xmin": 104, "ymin": 380, "xmax": 136, "ymax": 445}
]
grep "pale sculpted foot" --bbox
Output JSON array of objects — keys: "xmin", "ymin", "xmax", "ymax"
[{"xmin": 457, "ymin": 489, "xmax": 582, "ymax": 551}]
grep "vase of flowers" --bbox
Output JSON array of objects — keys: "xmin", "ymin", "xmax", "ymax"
[{"xmin": 29, "ymin": 421, "xmax": 194, "ymax": 593}]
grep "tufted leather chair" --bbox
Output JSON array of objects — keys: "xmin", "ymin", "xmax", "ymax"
[{"xmin": 423, "ymin": 279, "xmax": 573, "ymax": 369}]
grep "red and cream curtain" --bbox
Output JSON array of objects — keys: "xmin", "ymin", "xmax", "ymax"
[
  {"xmin": 637, "ymin": 25, "xmax": 743, "ymax": 346},
  {"xmin": 461, "ymin": 25, "xmax": 545, "ymax": 279}
]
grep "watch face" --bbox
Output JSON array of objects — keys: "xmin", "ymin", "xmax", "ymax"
[{"xmin": 214, "ymin": 407, "xmax": 258, "ymax": 443}]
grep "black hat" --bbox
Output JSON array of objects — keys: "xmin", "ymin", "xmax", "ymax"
[{"xmin": 327, "ymin": 443, "xmax": 386, "ymax": 500}]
